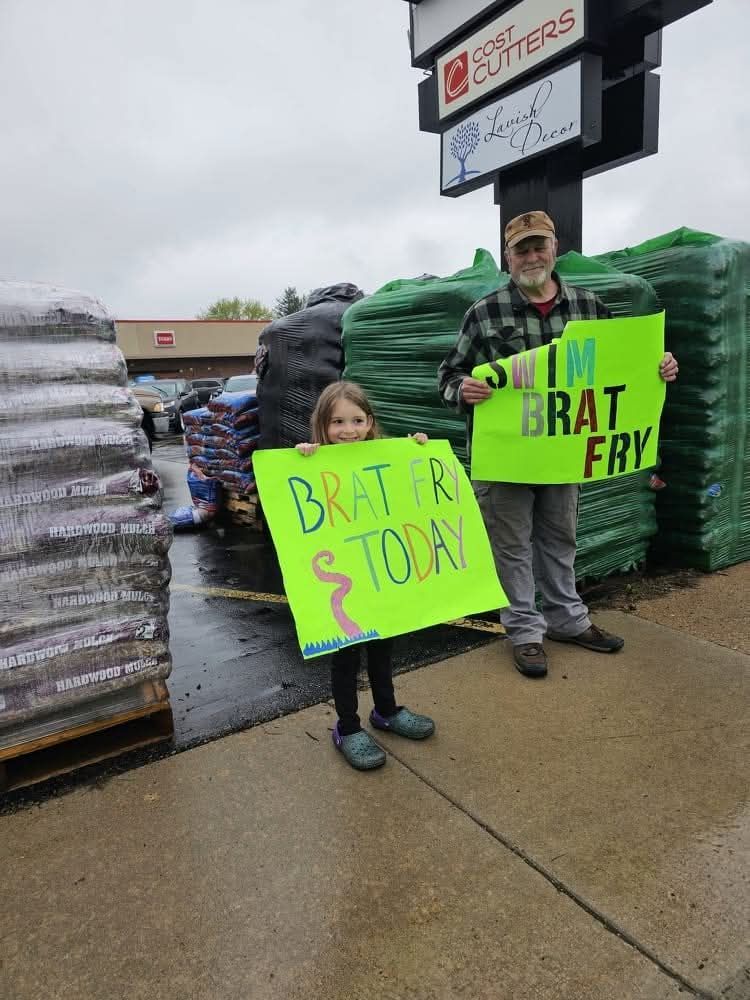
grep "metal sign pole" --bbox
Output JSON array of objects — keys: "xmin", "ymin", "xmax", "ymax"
[{"xmin": 494, "ymin": 143, "xmax": 583, "ymax": 263}]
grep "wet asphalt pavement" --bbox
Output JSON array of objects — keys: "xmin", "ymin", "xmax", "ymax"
[
  {"xmin": 156, "ymin": 436, "xmax": 500, "ymax": 750},
  {"xmin": 0, "ymin": 436, "xmax": 500, "ymax": 810}
]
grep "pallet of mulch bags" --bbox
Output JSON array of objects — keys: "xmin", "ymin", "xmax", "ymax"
[
  {"xmin": 222, "ymin": 488, "xmax": 263, "ymax": 530},
  {"xmin": 0, "ymin": 679, "xmax": 173, "ymax": 794}
]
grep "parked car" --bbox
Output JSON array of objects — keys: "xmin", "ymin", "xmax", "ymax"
[
  {"xmin": 147, "ymin": 379, "xmax": 200, "ymax": 433},
  {"xmin": 131, "ymin": 385, "xmax": 170, "ymax": 448},
  {"xmin": 221, "ymin": 373, "xmax": 258, "ymax": 394},
  {"xmin": 191, "ymin": 377, "xmax": 225, "ymax": 405}
]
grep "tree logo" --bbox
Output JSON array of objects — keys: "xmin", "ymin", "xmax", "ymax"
[
  {"xmin": 443, "ymin": 52, "xmax": 469, "ymax": 104},
  {"xmin": 446, "ymin": 120, "xmax": 481, "ymax": 188}
]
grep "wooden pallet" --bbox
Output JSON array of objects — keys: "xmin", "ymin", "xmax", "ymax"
[
  {"xmin": 0, "ymin": 680, "xmax": 174, "ymax": 794},
  {"xmin": 223, "ymin": 488, "xmax": 263, "ymax": 529}
]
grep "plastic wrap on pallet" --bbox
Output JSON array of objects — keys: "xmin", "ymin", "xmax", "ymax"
[
  {"xmin": 0, "ymin": 339, "xmax": 128, "ymax": 386},
  {"xmin": 186, "ymin": 469, "xmax": 221, "ymax": 512},
  {"xmin": 168, "ymin": 469, "xmax": 221, "ymax": 529},
  {"xmin": 169, "ymin": 505, "xmax": 206, "ymax": 530},
  {"xmin": 0, "ymin": 681, "xmax": 169, "ymax": 752},
  {"xmin": 182, "ymin": 406, "xmax": 213, "ymax": 428},
  {"xmin": 186, "ymin": 447, "xmax": 255, "ymax": 473},
  {"xmin": 183, "ymin": 391, "xmax": 262, "ymax": 505},
  {"xmin": 7, "ymin": 580, "xmax": 170, "ymax": 647},
  {"xmin": 0, "ymin": 280, "xmax": 173, "ymax": 735},
  {"xmin": 0, "ymin": 551, "xmax": 170, "ymax": 605},
  {"xmin": 2, "ymin": 507, "xmax": 172, "ymax": 562},
  {"xmin": 206, "ymin": 415, "xmax": 258, "ymax": 436},
  {"xmin": 0, "ymin": 281, "xmax": 115, "ymax": 343},
  {"xmin": 0, "ymin": 419, "xmax": 151, "ymax": 480},
  {"xmin": 190, "ymin": 456, "xmax": 255, "ymax": 482},
  {"xmin": 343, "ymin": 251, "xmax": 503, "ymax": 470},
  {"xmin": 0, "ymin": 384, "xmax": 142, "ymax": 425},
  {"xmin": 207, "ymin": 389, "xmax": 258, "ymax": 417},
  {"xmin": 0, "ymin": 647, "xmax": 172, "ymax": 726},
  {"xmin": 598, "ymin": 228, "xmax": 750, "ymax": 571},
  {"xmin": 257, "ymin": 283, "xmax": 363, "ymax": 448},
  {"xmin": 0, "ymin": 616, "xmax": 169, "ymax": 686},
  {"xmin": 204, "ymin": 421, "xmax": 258, "ymax": 441},
  {"xmin": 0, "ymin": 467, "xmax": 163, "ymax": 516},
  {"xmin": 214, "ymin": 469, "xmax": 256, "ymax": 493},
  {"xmin": 186, "ymin": 435, "xmax": 259, "ymax": 458}
]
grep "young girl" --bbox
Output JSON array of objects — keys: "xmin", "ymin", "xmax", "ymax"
[{"xmin": 296, "ymin": 381, "xmax": 435, "ymax": 771}]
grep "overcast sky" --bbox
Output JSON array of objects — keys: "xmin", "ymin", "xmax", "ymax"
[{"xmin": 0, "ymin": 0, "xmax": 743, "ymax": 318}]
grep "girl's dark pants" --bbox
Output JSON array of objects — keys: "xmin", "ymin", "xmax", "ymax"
[{"xmin": 331, "ymin": 638, "xmax": 397, "ymax": 735}]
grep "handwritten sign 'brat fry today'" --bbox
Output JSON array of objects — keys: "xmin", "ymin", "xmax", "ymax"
[
  {"xmin": 254, "ymin": 439, "xmax": 507, "ymax": 659},
  {"xmin": 470, "ymin": 313, "xmax": 666, "ymax": 484}
]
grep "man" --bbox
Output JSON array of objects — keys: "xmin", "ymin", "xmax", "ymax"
[{"xmin": 438, "ymin": 210, "xmax": 678, "ymax": 678}]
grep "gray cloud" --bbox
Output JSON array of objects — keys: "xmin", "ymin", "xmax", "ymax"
[{"xmin": 0, "ymin": 0, "xmax": 742, "ymax": 316}]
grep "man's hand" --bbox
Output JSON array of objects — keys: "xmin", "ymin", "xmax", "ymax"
[
  {"xmin": 460, "ymin": 377, "xmax": 492, "ymax": 405},
  {"xmin": 660, "ymin": 352, "xmax": 678, "ymax": 382}
]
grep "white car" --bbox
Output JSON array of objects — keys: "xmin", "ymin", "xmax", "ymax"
[{"xmin": 219, "ymin": 373, "xmax": 258, "ymax": 394}]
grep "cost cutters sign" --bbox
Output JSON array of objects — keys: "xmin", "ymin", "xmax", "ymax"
[{"xmin": 437, "ymin": 0, "xmax": 585, "ymax": 119}]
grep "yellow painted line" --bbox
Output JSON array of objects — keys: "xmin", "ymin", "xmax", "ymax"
[
  {"xmin": 171, "ymin": 583, "xmax": 288, "ymax": 605},
  {"xmin": 446, "ymin": 617, "xmax": 506, "ymax": 635},
  {"xmin": 171, "ymin": 583, "xmax": 505, "ymax": 634}
]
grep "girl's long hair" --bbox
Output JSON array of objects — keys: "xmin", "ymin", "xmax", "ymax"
[{"xmin": 310, "ymin": 381, "xmax": 381, "ymax": 445}]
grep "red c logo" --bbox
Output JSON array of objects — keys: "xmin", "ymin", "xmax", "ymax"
[{"xmin": 444, "ymin": 52, "xmax": 469, "ymax": 104}]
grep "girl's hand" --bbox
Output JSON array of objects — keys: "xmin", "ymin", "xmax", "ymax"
[
  {"xmin": 296, "ymin": 442, "xmax": 319, "ymax": 456},
  {"xmin": 409, "ymin": 432, "xmax": 428, "ymax": 445}
]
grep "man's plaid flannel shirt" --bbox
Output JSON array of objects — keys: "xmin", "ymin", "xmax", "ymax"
[{"xmin": 437, "ymin": 272, "xmax": 611, "ymax": 456}]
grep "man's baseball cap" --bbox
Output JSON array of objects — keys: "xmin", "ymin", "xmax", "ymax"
[{"xmin": 505, "ymin": 210, "xmax": 556, "ymax": 248}]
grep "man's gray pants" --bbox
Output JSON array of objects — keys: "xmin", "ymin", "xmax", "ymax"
[{"xmin": 473, "ymin": 481, "xmax": 591, "ymax": 646}]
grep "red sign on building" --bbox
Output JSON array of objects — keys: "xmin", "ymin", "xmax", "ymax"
[{"xmin": 153, "ymin": 330, "xmax": 176, "ymax": 347}]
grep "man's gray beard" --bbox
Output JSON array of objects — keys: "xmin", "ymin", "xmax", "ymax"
[{"xmin": 518, "ymin": 268, "xmax": 549, "ymax": 290}]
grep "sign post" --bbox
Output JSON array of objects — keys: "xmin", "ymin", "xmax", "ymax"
[{"xmin": 405, "ymin": 0, "xmax": 712, "ymax": 255}]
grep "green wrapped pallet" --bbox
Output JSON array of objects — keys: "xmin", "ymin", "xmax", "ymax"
[
  {"xmin": 342, "ymin": 249, "xmax": 504, "ymax": 470},
  {"xmin": 600, "ymin": 228, "xmax": 750, "ymax": 571}
]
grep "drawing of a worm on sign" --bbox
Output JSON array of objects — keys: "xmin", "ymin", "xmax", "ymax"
[{"xmin": 302, "ymin": 550, "xmax": 379, "ymax": 657}]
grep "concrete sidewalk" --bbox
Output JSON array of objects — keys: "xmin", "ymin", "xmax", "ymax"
[{"xmin": 2, "ymin": 610, "xmax": 748, "ymax": 1000}]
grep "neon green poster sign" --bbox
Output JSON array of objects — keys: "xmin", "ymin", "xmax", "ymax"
[
  {"xmin": 470, "ymin": 313, "xmax": 666, "ymax": 484},
  {"xmin": 254, "ymin": 439, "xmax": 507, "ymax": 659}
]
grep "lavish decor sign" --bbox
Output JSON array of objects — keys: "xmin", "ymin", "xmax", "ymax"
[
  {"xmin": 470, "ymin": 313, "xmax": 666, "ymax": 484},
  {"xmin": 254, "ymin": 439, "xmax": 506, "ymax": 659},
  {"xmin": 441, "ymin": 60, "xmax": 581, "ymax": 195}
]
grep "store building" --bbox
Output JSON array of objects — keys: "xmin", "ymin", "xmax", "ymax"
[{"xmin": 115, "ymin": 319, "xmax": 270, "ymax": 380}]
